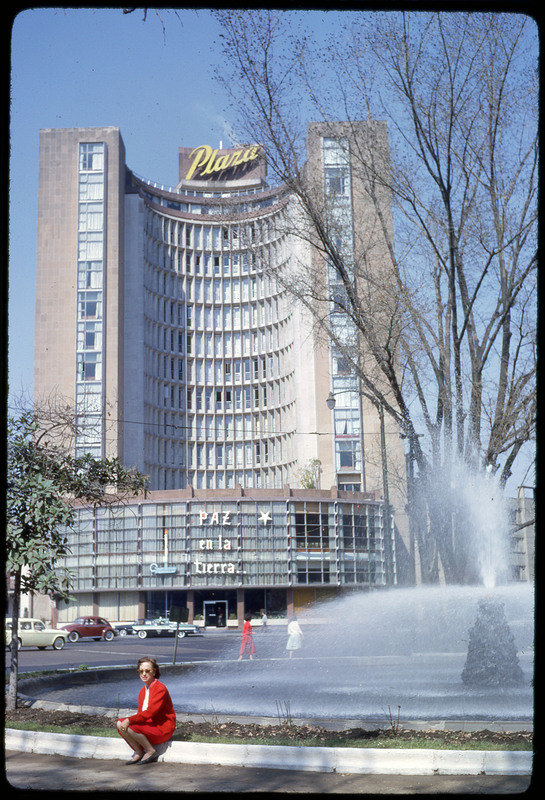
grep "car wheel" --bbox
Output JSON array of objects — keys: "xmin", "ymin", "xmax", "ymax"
[
  {"xmin": 68, "ymin": 631, "xmax": 79, "ymax": 643},
  {"xmin": 119, "ymin": 629, "xmax": 127, "ymax": 637},
  {"xmin": 104, "ymin": 630, "xmax": 114, "ymax": 641},
  {"xmin": 52, "ymin": 637, "xmax": 65, "ymax": 650},
  {"xmin": 177, "ymin": 630, "xmax": 187, "ymax": 638},
  {"xmin": 137, "ymin": 630, "xmax": 148, "ymax": 639}
]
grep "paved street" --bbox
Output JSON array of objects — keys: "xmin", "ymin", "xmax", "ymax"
[
  {"xmin": 5, "ymin": 751, "xmax": 533, "ymax": 795},
  {"xmin": 5, "ymin": 626, "xmax": 245, "ymax": 674}
]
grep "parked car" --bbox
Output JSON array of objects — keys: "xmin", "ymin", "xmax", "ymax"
[
  {"xmin": 5, "ymin": 618, "xmax": 68, "ymax": 650},
  {"xmin": 113, "ymin": 619, "xmax": 157, "ymax": 636},
  {"xmin": 132, "ymin": 618, "xmax": 201, "ymax": 639},
  {"xmin": 114, "ymin": 621, "xmax": 137, "ymax": 636},
  {"xmin": 60, "ymin": 616, "xmax": 116, "ymax": 642}
]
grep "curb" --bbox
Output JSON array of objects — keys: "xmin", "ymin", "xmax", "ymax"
[{"xmin": 5, "ymin": 729, "xmax": 533, "ymax": 776}]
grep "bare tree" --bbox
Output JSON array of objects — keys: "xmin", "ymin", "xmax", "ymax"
[{"xmin": 213, "ymin": 10, "xmax": 537, "ymax": 583}]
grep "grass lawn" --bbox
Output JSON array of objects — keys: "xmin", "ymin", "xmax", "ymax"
[{"xmin": 6, "ymin": 717, "xmax": 532, "ymax": 751}]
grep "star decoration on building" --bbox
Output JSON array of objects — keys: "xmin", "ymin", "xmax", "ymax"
[{"xmin": 259, "ymin": 511, "xmax": 272, "ymax": 525}]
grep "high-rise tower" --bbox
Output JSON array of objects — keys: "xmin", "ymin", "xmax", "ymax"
[{"xmin": 34, "ymin": 124, "xmax": 410, "ymax": 624}]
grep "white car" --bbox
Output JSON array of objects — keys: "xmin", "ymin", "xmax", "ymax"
[
  {"xmin": 5, "ymin": 618, "xmax": 69, "ymax": 650},
  {"xmin": 132, "ymin": 618, "xmax": 201, "ymax": 639}
]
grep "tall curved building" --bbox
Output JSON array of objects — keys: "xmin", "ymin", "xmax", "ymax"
[
  {"xmin": 125, "ymin": 144, "xmax": 302, "ymax": 492},
  {"xmin": 34, "ymin": 125, "xmax": 410, "ymax": 624}
]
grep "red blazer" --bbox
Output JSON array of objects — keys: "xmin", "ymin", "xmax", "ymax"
[{"xmin": 129, "ymin": 680, "xmax": 176, "ymax": 738}]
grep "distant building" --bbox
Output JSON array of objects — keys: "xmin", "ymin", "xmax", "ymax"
[
  {"xmin": 506, "ymin": 487, "xmax": 535, "ymax": 582},
  {"xmin": 32, "ymin": 123, "xmax": 412, "ymax": 624}
]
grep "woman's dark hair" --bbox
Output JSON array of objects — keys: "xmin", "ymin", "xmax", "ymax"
[
  {"xmin": 137, "ymin": 656, "xmax": 160, "ymax": 679},
  {"xmin": 244, "ymin": 612, "xmax": 252, "ymax": 621}
]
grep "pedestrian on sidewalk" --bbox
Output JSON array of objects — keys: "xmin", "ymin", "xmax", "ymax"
[
  {"xmin": 116, "ymin": 656, "xmax": 176, "ymax": 765},
  {"xmin": 260, "ymin": 609, "xmax": 268, "ymax": 632}
]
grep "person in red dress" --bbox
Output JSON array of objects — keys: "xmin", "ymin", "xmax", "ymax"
[
  {"xmin": 238, "ymin": 612, "xmax": 255, "ymax": 660},
  {"xmin": 116, "ymin": 656, "xmax": 176, "ymax": 764}
]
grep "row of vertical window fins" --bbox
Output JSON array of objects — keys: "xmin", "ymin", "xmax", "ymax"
[
  {"xmin": 154, "ymin": 466, "xmax": 292, "ymax": 491},
  {"xmin": 143, "ymin": 407, "xmax": 292, "ymax": 439},
  {"xmin": 143, "ymin": 326, "xmax": 289, "ymax": 363},
  {"xmin": 144, "ymin": 422, "xmax": 293, "ymax": 454},
  {"xmin": 143, "ymin": 354, "xmax": 287, "ymax": 384},
  {"xmin": 141, "ymin": 191, "xmax": 286, "ymax": 222},
  {"xmin": 146, "ymin": 270, "xmax": 276, "ymax": 303},
  {"xmin": 146, "ymin": 242, "xmax": 285, "ymax": 276},
  {"xmin": 149, "ymin": 356, "xmax": 291, "ymax": 391},
  {"xmin": 142, "ymin": 299, "xmax": 283, "ymax": 331},
  {"xmin": 141, "ymin": 376, "xmax": 294, "ymax": 413},
  {"xmin": 145, "ymin": 438, "xmax": 288, "ymax": 470},
  {"xmin": 146, "ymin": 207, "xmax": 286, "ymax": 251},
  {"xmin": 143, "ymin": 278, "xmax": 283, "ymax": 319}
]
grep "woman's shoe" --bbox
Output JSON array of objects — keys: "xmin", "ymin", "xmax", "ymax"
[
  {"xmin": 138, "ymin": 751, "xmax": 159, "ymax": 765},
  {"xmin": 125, "ymin": 753, "xmax": 143, "ymax": 765}
]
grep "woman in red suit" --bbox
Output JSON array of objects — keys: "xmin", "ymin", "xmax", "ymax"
[
  {"xmin": 238, "ymin": 612, "xmax": 255, "ymax": 660},
  {"xmin": 117, "ymin": 656, "xmax": 176, "ymax": 764}
]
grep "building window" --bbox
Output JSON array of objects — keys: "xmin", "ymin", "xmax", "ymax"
[
  {"xmin": 76, "ymin": 141, "xmax": 105, "ymax": 458},
  {"xmin": 337, "ymin": 440, "xmax": 360, "ymax": 471},
  {"xmin": 79, "ymin": 142, "xmax": 104, "ymax": 171}
]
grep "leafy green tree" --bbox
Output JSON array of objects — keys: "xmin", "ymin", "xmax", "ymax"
[
  {"xmin": 6, "ymin": 410, "xmax": 148, "ymax": 709},
  {"xmin": 296, "ymin": 458, "xmax": 322, "ymax": 489}
]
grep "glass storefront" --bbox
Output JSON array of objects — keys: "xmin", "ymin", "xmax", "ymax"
[{"xmin": 56, "ymin": 489, "xmax": 392, "ymax": 624}]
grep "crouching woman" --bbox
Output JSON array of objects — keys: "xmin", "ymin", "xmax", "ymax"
[{"xmin": 117, "ymin": 656, "xmax": 176, "ymax": 764}]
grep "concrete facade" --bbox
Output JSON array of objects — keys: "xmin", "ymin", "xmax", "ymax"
[{"xmin": 33, "ymin": 123, "xmax": 414, "ymax": 623}]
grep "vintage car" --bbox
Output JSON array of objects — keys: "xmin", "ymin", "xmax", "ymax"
[
  {"xmin": 60, "ymin": 616, "xmax": 117, "ymax": 642},
  {"xmin": 113, "ymin": 619, "xmax": 160, "ymax": 636},
  {"xmin": 132, "ymin": 618, "xmax": 201, "ymax": 639},
  {"xmin": 5, "ymin": 618, "xmax": 69, "ymax": 650},
  {"xmin": 113, "ymin": 621, "xmax": 138, "ymax": 636}
]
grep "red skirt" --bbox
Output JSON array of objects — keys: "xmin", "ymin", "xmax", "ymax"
[
  {"xmin": 239, "ymin": 633, "xmax": 255, "ymax": 656},
  {"xmin": 128, "ymin": 721, "xmax": 173, "ymax": 745},
  {"xmin": 117, "ymin": 718, "xmax": 175, "ymax": 745}
]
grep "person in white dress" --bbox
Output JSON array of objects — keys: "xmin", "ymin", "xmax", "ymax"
[{"xmin": 286, "ymin": 615, "xmax": 304, "ymax": 658}]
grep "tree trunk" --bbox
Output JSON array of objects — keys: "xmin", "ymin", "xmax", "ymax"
[{"xmin": 7, "ymin": 568, "xmax": 21, "ymax": 711}]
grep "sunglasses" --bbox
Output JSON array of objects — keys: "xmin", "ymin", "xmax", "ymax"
[{"xmin": 137, "ymin": 668, "xmax": 154, "ymax": 674}]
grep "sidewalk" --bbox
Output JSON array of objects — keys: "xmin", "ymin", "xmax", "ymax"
[
  {"xmin": 5, "ymin": 727, "xmax": 533, "ymax": 779},
  {"xmin": 5, "ymin": 750, "xmax": 533, "ymax": 795}
]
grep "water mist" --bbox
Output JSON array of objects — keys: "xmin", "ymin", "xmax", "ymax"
[{"xmin": 25, "ymin": 462, "xmax": 532, "ymax": 723}]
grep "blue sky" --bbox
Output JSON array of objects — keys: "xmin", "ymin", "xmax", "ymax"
[
  {"xmin": 8, "ymin": 7, "xmax": 536, "ymax": 492},
  {"xmin": 9, "ymin": 6, "xmax": 339, "ymax": 402},
  {"xmin": 9, "ymin": 7, "xmax": 232, "ymax": 401}
]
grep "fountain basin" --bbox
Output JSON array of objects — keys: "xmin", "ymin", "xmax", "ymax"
[{"xmin": 18, "ymin": 584, "xmax": 533, "ymax": 724}]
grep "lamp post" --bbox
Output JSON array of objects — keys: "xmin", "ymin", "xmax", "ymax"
[
  {"xmin": 326, "ymin": 391, "xmax": 337, "ymax": 410},
  {"xmin": 326, "ymin": 390, "xmax": 395, "ymax": 585}
]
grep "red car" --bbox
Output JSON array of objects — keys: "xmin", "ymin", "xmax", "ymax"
[{"xmin": 60, "ymin": 616, "xmax": 116, "ymax": 643}]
